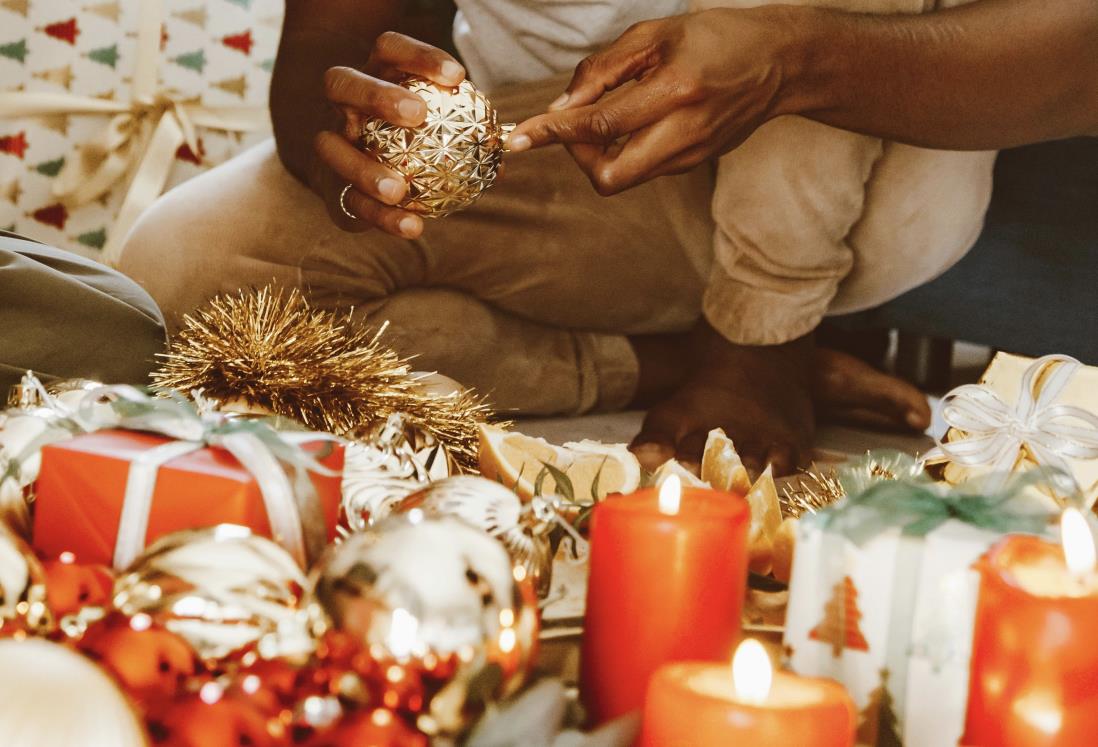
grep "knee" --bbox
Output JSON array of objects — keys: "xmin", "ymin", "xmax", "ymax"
[{"xmin": 116, "ymin": 197, "xmax": 212, "ymax": 335}]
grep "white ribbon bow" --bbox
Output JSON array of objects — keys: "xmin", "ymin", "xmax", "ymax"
[
  {"xmin": 0, "ymin": 0, "xmax": 269, "ymax": 264},
  {"xmin": 923, "ymin": 354, "xmax": 1098, "ymax": 494}
]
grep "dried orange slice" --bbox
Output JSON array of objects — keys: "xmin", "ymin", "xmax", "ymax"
[{"xmin": 477, "ymin": 425, "xmax": 641, "ymax": 501}]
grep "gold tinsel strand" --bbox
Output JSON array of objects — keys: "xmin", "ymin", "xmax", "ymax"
[
  {"xmin": 152, "ymin": 286, "xmax": 496, "ymax": 469},
  {"xmin": 780, "ymin": 453, "xmax": 905, "ymax": 518}
]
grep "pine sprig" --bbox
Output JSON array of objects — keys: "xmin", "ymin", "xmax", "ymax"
[{"xmin": 151, "ymin": 286, "xmax": 497, "ymax": 469}]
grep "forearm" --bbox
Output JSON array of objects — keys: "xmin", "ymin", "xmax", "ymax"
[
  {"xmin": 270, "ymin": 0, "xmax": 403, "ymax": 187},
  {"xmin": 779, "ymin": 0, "xmax": 1098, "ymax": 149}
]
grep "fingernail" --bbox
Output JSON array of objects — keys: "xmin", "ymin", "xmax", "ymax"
[
  {"xmin": 548, "ymin": 93, "xmax": 570, "ymax": 110},
  {"xmin": 506, "ymin": 133, "xmax": 531, "ymax": 152},
  {"xmin": 907, "ymin": 410, "xmax": 927, "ymax": 429},
  {"xmin": 378, "ymin": 177, "xmax": 403, "ymax": 203},
  {"xmin": 398, "ymin": 98, "xmax": 424, "ymax": 123},
  {"xmin": 440, "ymin": 61, "xmax": 464, "ymax": 83},
  {"xmin": 398, "ymin": 215, "xmax": 422, "ymax": 238}
]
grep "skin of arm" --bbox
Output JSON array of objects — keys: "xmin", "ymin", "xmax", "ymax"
[
  {"xmin": 271, "ymin": 0, "xmax": 402, "ymax": 188},
  {"xmin": 510, "ymin": 0, "xmax": 1098, "ymax": 195}
]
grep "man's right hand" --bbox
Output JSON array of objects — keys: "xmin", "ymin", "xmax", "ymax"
[{"xmin": 314, "ymin": 32, "xmax": 465, "ymax": 238}]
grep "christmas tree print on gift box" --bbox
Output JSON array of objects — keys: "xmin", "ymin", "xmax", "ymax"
[{"xmin": 809, "ymin": 575, "xmax": 870, "ymax": 657}]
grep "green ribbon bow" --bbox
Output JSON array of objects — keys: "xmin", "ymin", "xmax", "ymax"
[{"xmin": 811, "ymin": 451, "xmax": 1063, "ymax": 546}]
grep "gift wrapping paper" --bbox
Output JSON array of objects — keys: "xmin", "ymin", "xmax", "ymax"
[
  {"xmin": 32, "ymin": 428, "xmax": 343, "ymax": 567},
  {"xmin": 0, "ymin": 0, "xmax": 281, "ymax": 259},
  {"xmin": 783, "ymin": 519, "xmax": 1011, "ymax": 747}
]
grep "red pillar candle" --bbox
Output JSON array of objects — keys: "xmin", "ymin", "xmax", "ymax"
[
  {"xmin": 640, "ymin": 639, "xmax": 856, "ymax": 746},
  {"xmin": 964, "ymin": 509, "xmax": 1098, "ymax": 746},
  {"xmin": 581, "ymin": 476, "xmax": 749, "ymax": 723}
]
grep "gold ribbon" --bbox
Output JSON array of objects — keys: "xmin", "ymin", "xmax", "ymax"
[{"xmin": 0, "ymin": 0, "xmax": 270, "ymax": 264}]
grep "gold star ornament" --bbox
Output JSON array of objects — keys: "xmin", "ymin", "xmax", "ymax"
[{"xmin": 359, "ymin": 77, "xmax": 514, "ymax": 217}]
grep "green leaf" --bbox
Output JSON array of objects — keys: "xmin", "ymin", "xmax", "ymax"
[
  {"xmin": 589, "ymin": 456, "xmax": 608, "ymax": 502},
  {"xmin": 533, "ymin": 465, "xmax": 549, "ymax": 497},
  {"xmin": 539, "ymin": 461, "xmax": 574, "ymax": 503}
]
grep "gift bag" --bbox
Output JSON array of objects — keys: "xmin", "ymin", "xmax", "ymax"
[
  {"xmin": 783, "ymin": 473, "xmax": 1054, "ymax": 746},
  {"xmin": 0, "ymin": 0, "xmax": 281, "ymax": 260},
  {"xmin": 925, "ymin": 353, "xmax": 1098, "ymax": 507}
]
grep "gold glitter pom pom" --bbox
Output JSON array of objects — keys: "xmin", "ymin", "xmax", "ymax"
[
  {"xmin": 359, "ymin": 77, "xmax": 513, "ymax": 216},
  {"xmin": 152, "ymin": 286, "xmax": 496, "ymax": 469},
  {"xmin": 780, "ymin": 451, "xmax": 914, "ymax": 518}
]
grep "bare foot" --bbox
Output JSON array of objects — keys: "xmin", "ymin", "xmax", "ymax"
[
  {"xmin": 629, "ymin": 320, "xmax": 814, "ymax": 477},
  {"xmin": 814, "ymin": 348, "xmax": 931, "ymax": 432}
]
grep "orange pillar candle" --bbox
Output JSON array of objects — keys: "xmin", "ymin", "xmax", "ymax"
[
  {"xmin": 641, "ymin": 639, "xmax": 856, "ymax": 746},
  {"xmin": 963, "ymin": 509, "xmax": 1098, "ymax": 746},
  {"xmin": 581, "ymin": 476, "xmax": 749, "ymax": 723}
]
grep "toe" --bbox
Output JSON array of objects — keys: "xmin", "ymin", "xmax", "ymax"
[
  {"xmin": 815, "ymin": 348, "xmax": 930, "ymax": 432},
  {"xmin": 764, "ymin": 443, "xmax": 798, "ymax": 477},
  {"xmin": 631, "ymin": 411, "xmax": 680, "ymax": 473},
  {"xmin": 674, "ymin": 430, "xmax": 709, "ymax": 473}
]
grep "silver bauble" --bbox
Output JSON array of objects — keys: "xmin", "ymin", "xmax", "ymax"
[
  {"xmin": 385, "ymin": 476, "xmax": 558, "ymax": 598},
  {"xmin": 307, "ymin": 515, "xmax": 538, "ymax": 735}
]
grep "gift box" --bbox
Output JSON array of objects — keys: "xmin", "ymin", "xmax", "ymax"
[
  {"xmin": 0, "ymin": 0, "xmax": 280, "ymax": 261},
  {"xmin": 33, "ymin": 427, "xmax": 343, "ymax": 569},
  {"xmin": 782, "ymin": 474, "xmax": 1054, "ymax": 747},
  {"xmin": 926, "ymin": 353, "xmax": 1098, "ymax": 506}
]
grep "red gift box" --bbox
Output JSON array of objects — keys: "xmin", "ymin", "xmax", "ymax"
[{"xmin": 32, "ymin": 429, "xmax": 344, "ymax": 568}]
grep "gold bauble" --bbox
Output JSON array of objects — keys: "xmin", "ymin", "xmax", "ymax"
[
  {"xmin": 0, "ymin": 523, "xmax": 53, "ymax": 636},
  {"xmin": 112, "ymin": 525, "xmax": 313, "ymax": 664},
  {"xmin": 307, "ymin": 515, "xmax": 538, "ymax": 736},
  {"xmin": 359, "ymin": 77, "xmax": 514, "ymax": 217}
]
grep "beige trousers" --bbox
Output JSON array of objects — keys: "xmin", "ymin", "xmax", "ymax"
[{"xmin": 118, "ymin": 69, "xmax": 994, "ymax": 416}]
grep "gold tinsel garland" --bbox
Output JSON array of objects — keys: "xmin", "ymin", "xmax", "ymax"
[
  {"xmin": 152, "ymin": 286, "xmax": 496, "ymax": 469},
  {"xmin": 780, "ymin": 452, "xmax": 908, "ymax": 518}
]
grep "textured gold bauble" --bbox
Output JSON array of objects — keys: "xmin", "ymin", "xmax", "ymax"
[
  {"xmin": 359, "ymin": 77, "xmax": 514, "ymax": 217},
  {"xmin": 112, "ymin": 525, "xmax": 313, "ymax": 663}
]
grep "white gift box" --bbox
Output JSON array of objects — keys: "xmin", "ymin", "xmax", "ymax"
[{"xmin": 783, "ymin": 478, "xmax": 1054, "ymax": 747}]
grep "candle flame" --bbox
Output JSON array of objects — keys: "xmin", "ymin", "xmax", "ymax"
[
  {"xmin": 658, "ymin": 474, "xmax": 682, "ymax": 515},
  {"xmin": 732, "ymin": 639, "xmax": 772, "ymax": 704},
  {"xmin": 1061, "ymin": 508, "xmax": 1096, "ymax": 577}
]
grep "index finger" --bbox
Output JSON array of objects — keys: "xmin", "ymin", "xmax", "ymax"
[
  {"xmin": 367, "ymin": 31, "xmax": 465, "ymax": 87},
  {"xmin": 508, "ymin": 85, "xmax": 660, "ymax": 150}
]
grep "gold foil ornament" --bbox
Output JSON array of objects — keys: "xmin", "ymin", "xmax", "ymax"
[
  {"xmin": 112, "ymin": 525, "xmax": 313, "ymax": 663},
  {"xmin": 307, "ymin": 515, "xmax": 538, "ymax": 735},
  {"xmin": 0, "ymin": 524, "xmax": 53, "ymax": 636},
  {"xmin": 359, "ymin": 77, "xmax": 514, "ymax": 217}
]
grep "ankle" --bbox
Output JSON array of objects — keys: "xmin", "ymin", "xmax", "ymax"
[{"xmin": 628, "ymin": 332, "xmax": 692, "ymax": 407}]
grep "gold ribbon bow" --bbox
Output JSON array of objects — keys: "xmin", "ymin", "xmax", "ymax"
[{"xmin": 0, "ymin": 0, "xmax": 270, "ymax": 264}]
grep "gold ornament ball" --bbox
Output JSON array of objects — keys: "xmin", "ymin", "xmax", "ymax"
[
  {"xmin": 112, "ymin": 525, "xmax": 314, "ymax": 664},
  {"xmin": 0, "ymin": 523, "xmax": 53, "ymax": 636},
  {"xmin": 359, "ymin": 77, "xmax": 514, "ymax": 217}
]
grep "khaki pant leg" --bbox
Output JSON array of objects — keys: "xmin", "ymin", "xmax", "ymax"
[
  {"xmin": 0, "ymin": 233, "xmax": 166, "ymax": 391},
  {"xmin": 694, "ymin": 0, "xmax": 995, "ymax": 342},
  {"xmin": 117, "ymin": 76, "xmax": 715, "ymax": 416}
]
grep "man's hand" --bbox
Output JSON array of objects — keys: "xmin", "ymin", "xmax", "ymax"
[
  {"xmin": 314, "ymin": 32, "xmax": 465, "ymax": 237},
  {"xmin": 508, "ymin": 9, "xmax": 798, "ymax": 195}
]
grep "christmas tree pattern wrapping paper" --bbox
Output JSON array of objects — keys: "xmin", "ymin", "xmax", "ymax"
[
  {"xmin": 782, "ymin": 474, "xmax": 1055, "ymax": 747},
  {"xmin": 0, "ymin": 0, "xmax": 281, "ymax": 260}
]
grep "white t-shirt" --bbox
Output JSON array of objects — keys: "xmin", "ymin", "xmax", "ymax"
[{"xmin": 453, "ymin": 0, "xmax": 687, "ymax": 92}]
